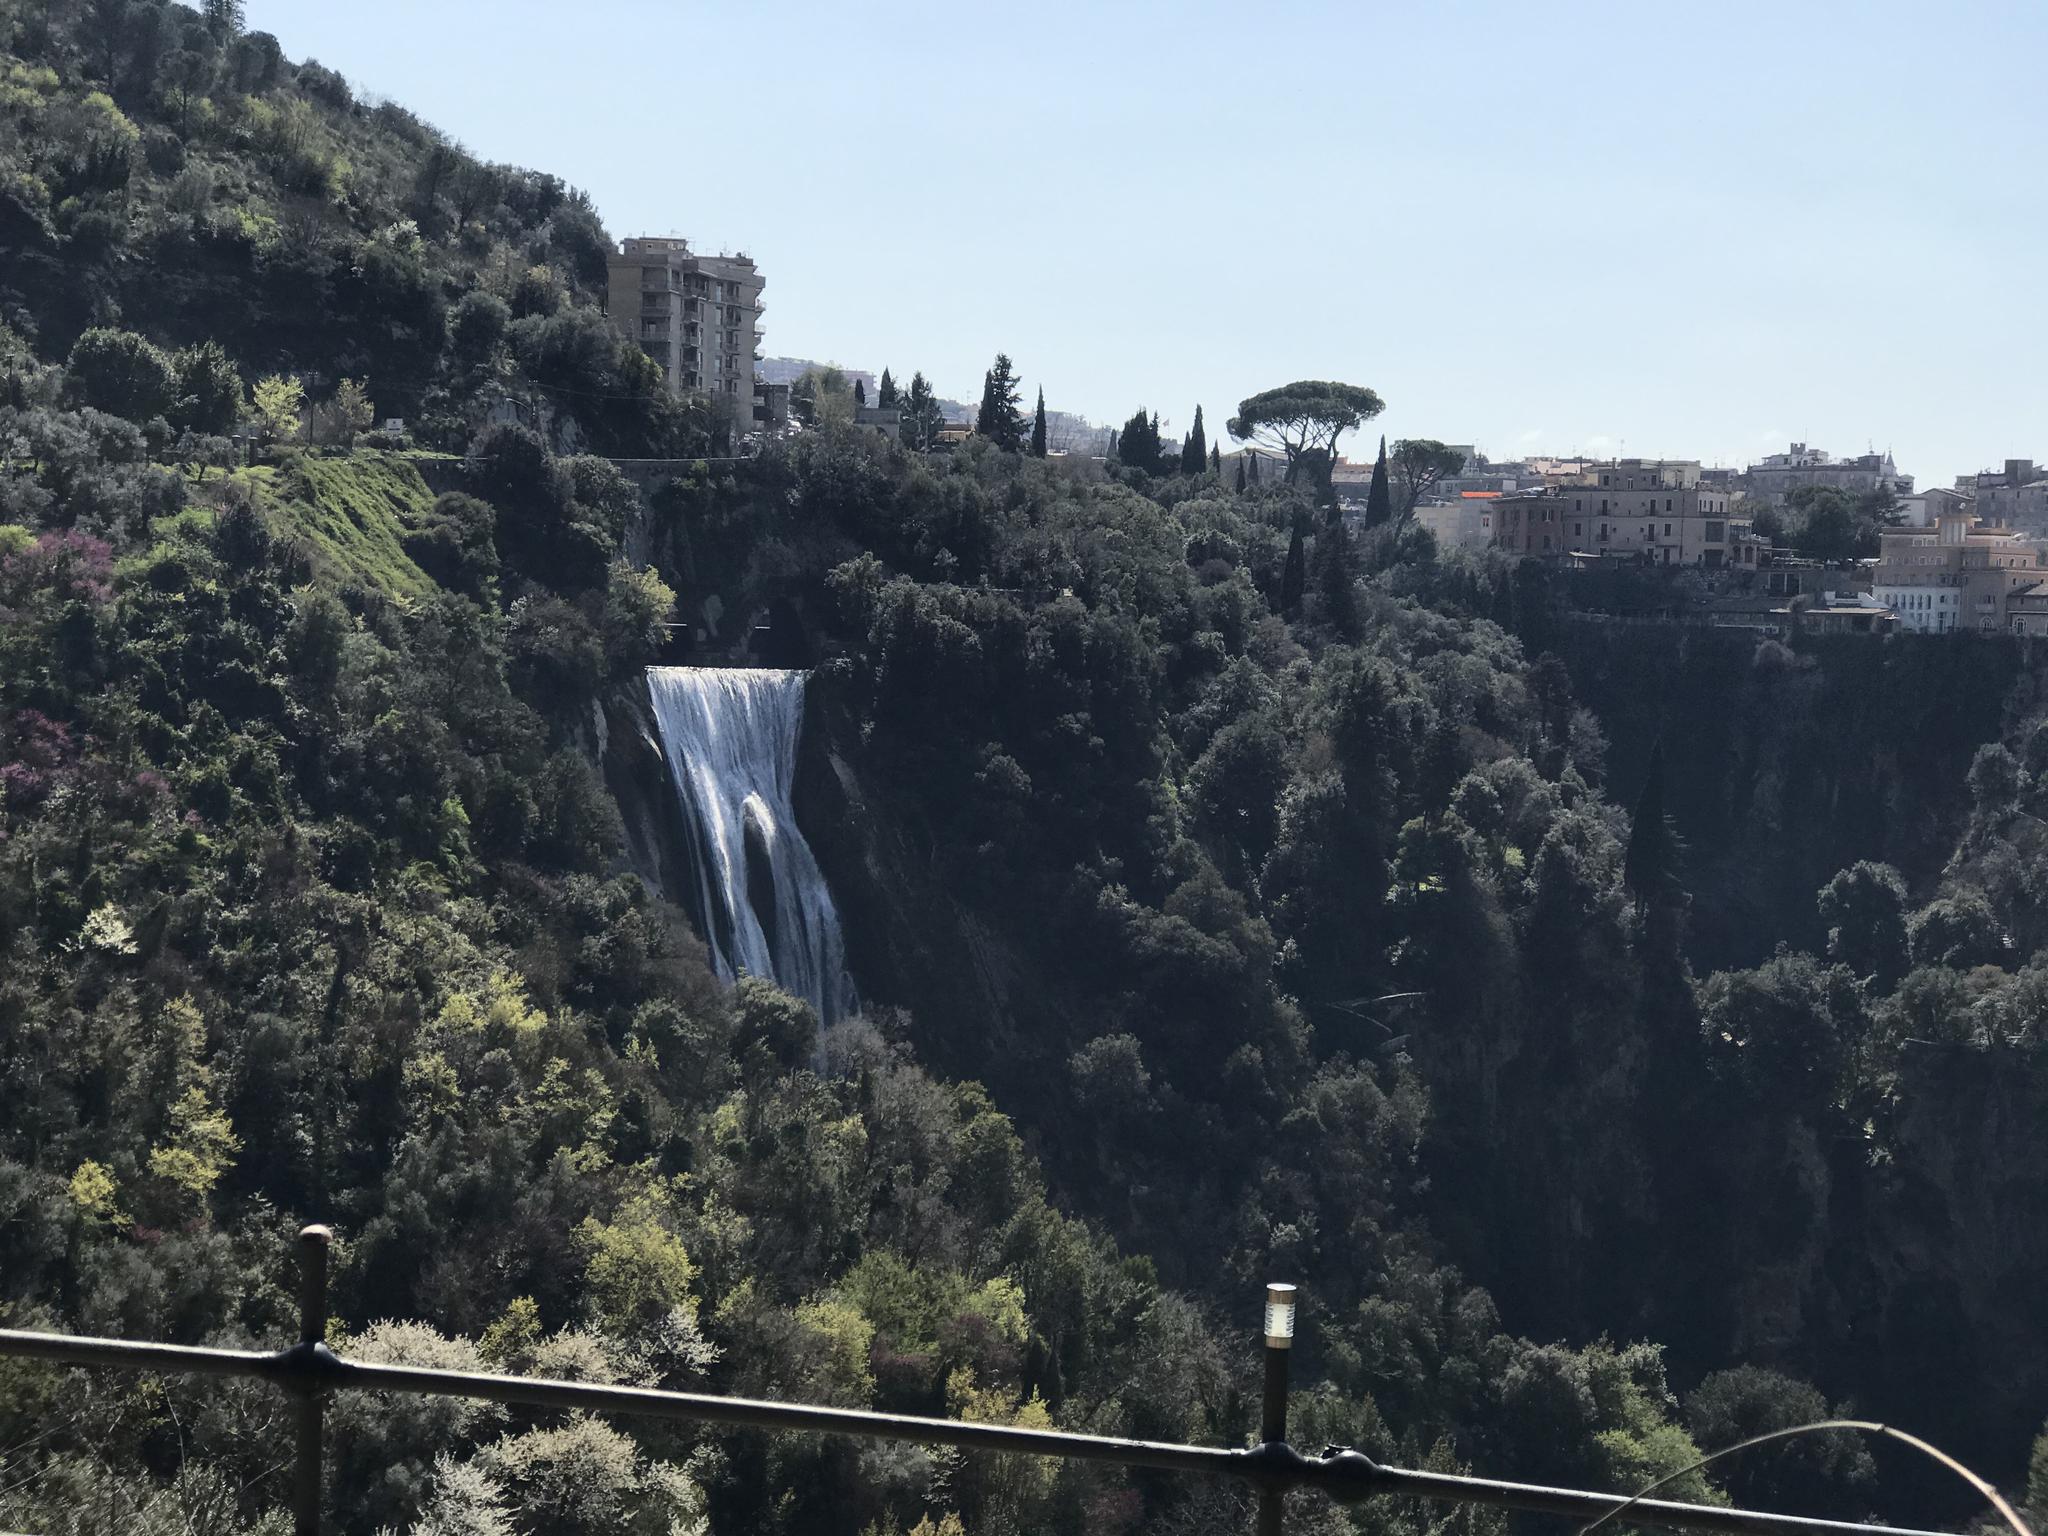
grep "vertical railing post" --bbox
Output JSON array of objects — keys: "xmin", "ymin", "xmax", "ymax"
[
  {"xmin": 1256, "ymin": 1282, "xmax": 1297, "ymax": 1536},
  {"xmin": 292, "ymin": 1224, "xmax": 333, "ymax": 1536}
]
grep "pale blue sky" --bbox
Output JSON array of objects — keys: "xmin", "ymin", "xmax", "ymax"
[{"xmin": 248, "ymin": 0, "xmax": 2044, "ymax": 488}]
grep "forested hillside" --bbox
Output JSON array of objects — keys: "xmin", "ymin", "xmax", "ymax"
[{"xmin": 4, "ymin": 7, "xmax": 2048, "ymax": 1536}]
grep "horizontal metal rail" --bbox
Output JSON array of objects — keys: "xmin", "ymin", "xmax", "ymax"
[{"xmin": 0, "ymin": 1324, "xmax": 1953, "ymax": 1536}]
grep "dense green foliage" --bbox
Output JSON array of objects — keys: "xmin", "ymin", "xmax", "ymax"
[
  {"xmin": 3, "ymin": 11, "xmax": 2047, "ymax": 1536},
  {"xmin": 0, "ymin": 0, "xmax": 711, "ymax": 457},
  {"xmin": 1749, "ymin": 487, "xmax": 1902, "ymax": 564}
]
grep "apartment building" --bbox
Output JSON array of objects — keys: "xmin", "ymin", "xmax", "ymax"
[
  {"xmin": 1971, "ymin": 460, "xmax": 2048, "ymax": 532},
  {"xmin": 1414, "ymin": 495, "xmax": 1498, "ymax": 550},
  {"xmin": 1871, "ymin": 511, "xmax": 2048, "ymax": 634},
  {"xmin": 606, "ymin": 237, "xmax": 764, "ymax": 429},
  {"xmin": 1491, "ymin": 460, "xmax": 1758, "ymax": 566},
  {"xmin": 1741, "ymin": 443, "xmax": 1912, "ymax": 505}
]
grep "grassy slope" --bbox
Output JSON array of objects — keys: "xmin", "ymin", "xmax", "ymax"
[{"xmin": 235, "ymin": 451, "xmax": 438, "ymax": 599}]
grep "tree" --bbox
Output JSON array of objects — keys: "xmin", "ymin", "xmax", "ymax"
[
  {"xmin": 1363, "ymin": 436, "xmax": 1392, "ymax": 529},
  {"xmin": 1783, "ymin": 485, "xmax": 1897, "ymax": 564},
  {"xmin": 1117, "ymin": 409, "xmax": 1162, "ymax": 474},
  {"xmin": 1818, "ymin": 862, "xmax": 1909, "ymax": 988},
  {"xmin": 1685, "ymin": 1368, "xmax": 1874, "ymax": 1516},
  {"xmin": 877, "ymin": 368, "xmax": 898, "ymax": 409},
  {"xmin": 1907, "ymin": 892, "xmax": 2008, "ymax": 970},
  {"xmin": 1227, "ymin": 380, "xmax": 1385, "ymax": 489},
  {"xmin": 1623, "ymin": 744, "xmax": 1684, "ymax": 915},
  {"xmin": 1234, "ymin": 457, "xmax": 1246, "ymax": 492},
  {"xmin": 1699, "ymin": 953, "xmax": 1854, "ymax": 1106},
  {"xmin": 67, "ymin": 329, "xmax": 178, "ymax": 423},
  {"xmin": 1390, "ymin": 439, "xmax": 1465, "ymax": 521},
  {"xmin": 308, "ymin": 378, "xmax": 375, "ymax": 446},
  {"xmin": 1313, "ymin": 520, "xmax": 1357, "ymax": 634},
  {"xmin": 2029, "ymin": 1419, "xmax": 2048, "ymax": 1531},
  {"xmin": 900, "ymin": 371, "xmax": 944, "ymax": 451},
  {"xmin": 1210, "ymin": 443, "xmax": 1221, "ymax": 474},
  {"xmin": 1247, "ymin": 451, "xmax": 1261, "ymax": 485},
  {"xmin": 251, "ymin": 374, "xmax": 305, "ymax": 442},
  {"xmin": 450, "ymin": 291, "xmax": 512, "ymax": 369},
  {"xmin": 854, "ymin": 378, "xmax": 867, "ymax": 408},
  {"xmin": 1280, "ymin": 515, "xmax": 1306, "ymax": 616},
  {"xmin": 975, "ymin": 353, "xmax": 1025, "ymax": 451},
  {"xmin": 1179, "ymin": 404, "xmax": 1207, "ymax": 475},
  {"xmin": 83, "ymin": 0, "xmax": 131, "ymax": 93},
  {"xmin": 170, "ymin": 341, "xmax": 244, "ymax": 436},
  {"xmin": 792, "ymin": 366, "xmax": 854, "ymax": 429},
  {"xmin": 203, "ymin": 0, "xmax": 244, "ymax": 38},
  {"xmin": 1029, "ymin": 388, "xmax": 1047, "ymax": 457}
]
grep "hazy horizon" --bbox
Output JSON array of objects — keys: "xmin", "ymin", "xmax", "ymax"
[{"xmin": 247, "ymin": 0, "xmax": 2046, "ymax": 490}]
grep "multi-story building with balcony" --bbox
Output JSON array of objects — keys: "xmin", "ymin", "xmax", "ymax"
[
  {"xmin": 1871, "ymin": 511, "xmax": 2048, "ymax": 634},
  {"xmin": 606, "ymin": 237, "xmax": 764, "ymax": 431}
]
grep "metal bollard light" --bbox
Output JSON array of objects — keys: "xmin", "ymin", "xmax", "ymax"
[
  {"xmin": 1256, "ymin": 1282, "xmax": 1298, "ymax": 1536},
  {"xmin": 290, "ymin": 1225, "xmax": 333, "ymax": 1536}
]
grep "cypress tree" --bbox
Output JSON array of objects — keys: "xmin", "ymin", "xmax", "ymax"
[
  {"xmin": 1180, "ymin": 404, "xmax": 1207, "ymax": 475},
  {"xmin": 1107, "ymin": 429, "xmax": 1120, "ymax": 464},
  {"xmin": 877, "ymin": 368, "xmax": 897, "ymax": 408},
  {"xmin": 1364, "ymin": 434, "xmax": 1392, "ymax": 529},
  {"xmin": 902, "ymin": 371, "xmax": 943, "ymax": 451},
  {"xmin": 1281, "ymin": 515, "xmax": 1307, "ymax": 615},
  {"xmin": 1210, "ymin": 443, "xmax": 1221, "ymax": 474},
  {"xmin": 1030, "ymin": 388, "xmax": 1047, "ymax": 457},
  {"xmin": 1234, "ymin": 456, "xmax": 1246, "ymax": 493},
  {"xmin": 854, "ymin": 378, "xmax": 867, "ymax": 408},
  {"xmin": 1248, "ymin": 452, "xmax": 1261, "ymax": 486},
  {"xmin": 1118, "ymin": 408, "xmax": 1160, "ymax": 472},
  {"xmin": 975, "ymin": 353, "xmax": 1025, "ymax": 451},
  {"xmin": 1314, "ymin": 521, "xmax": 1358, "ymax": 636}
]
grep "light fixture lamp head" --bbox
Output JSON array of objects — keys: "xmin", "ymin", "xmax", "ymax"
[{"xmin": 1264, "ymin": 1283, "xmax": 1297, "ymax": 1349}]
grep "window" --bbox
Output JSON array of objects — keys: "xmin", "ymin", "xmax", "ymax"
[
  {"xmin": 1664, "ymin": 523, "xmax": 1672, "ymax": 536},
  {"xmin": 1601, "ymin": 474, "xmax": 1611, "ymax": 486},
  {"xmin": 1666, "ymin": 498, "xmax": 1674, "ymax": 512},
  {"xmin": 1574, "ymin": 522, "xmax": 1582, "ymax": 536},
  {"xmin": 1704, "ymin": 520, "xmax": 1726, "ymax": 542}
]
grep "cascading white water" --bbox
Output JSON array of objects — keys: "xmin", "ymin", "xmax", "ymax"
[{"xmin": 647, "ymin": 667, "xmax": 854, "ymax": 1026}]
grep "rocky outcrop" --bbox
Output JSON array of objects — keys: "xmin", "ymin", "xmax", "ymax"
[{"xmin": 602, "ymin": 683, "xmax": 702, "ymax": 910}]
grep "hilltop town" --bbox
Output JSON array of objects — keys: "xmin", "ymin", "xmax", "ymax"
[{"xmin": 611, "ymin": 233, "xmax": 2043, "ymax": 642}]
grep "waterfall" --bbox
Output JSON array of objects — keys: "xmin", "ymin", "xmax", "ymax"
[{"xmin": 646, "ymin": 667, "xmax": 854, "ymax": 1026}]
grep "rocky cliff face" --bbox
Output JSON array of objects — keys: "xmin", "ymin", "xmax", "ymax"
[
  {"xmin": 602, "ymin": 684, "xmax": 703, "ymax": 913},
  {"xmin": 791, "ymin": 672, "xmax": 1030, "ymax": 1083},
  {"xmin": 601, "ymin": 669, "xmax": 1028, "ymax": 1082},
  {"xmin": 1560, "ymin": 625, "xmax": 2048, "ymax": 969}
]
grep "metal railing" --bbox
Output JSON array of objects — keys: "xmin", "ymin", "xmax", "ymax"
[{"xmin": 0, "ymin": 1226, "xmax": 1958, "ymax": 1536}]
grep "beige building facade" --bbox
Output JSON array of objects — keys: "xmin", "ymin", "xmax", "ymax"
[
  {"xmin": 1741, "ymin": 443, "xmax": 1912, "ymax": 505},
  {"xmin": 606, "ymin": 237, "xmax": 764, "ymax": 430},
  {"xmin": 1491, "ymin": 462, "xmax": 1756, "ymax": 566},
  {"xmin": 1872, "ymin": 512, "xmax": 2048, "ymax": 634},
  {"xmin": 1414, "ymin": 496, "xmax": 1497, "ymax": 551}
]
